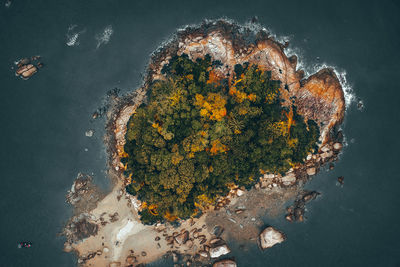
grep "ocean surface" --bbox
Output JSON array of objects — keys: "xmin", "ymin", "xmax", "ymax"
[{"xmin": 0, "ymin": 0, "xmax": 399, "ymax": 266}]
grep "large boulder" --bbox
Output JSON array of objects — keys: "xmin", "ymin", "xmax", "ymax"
[
  {"xmin": 259, "ymin": 227, "xmax": 285, "ymax": 250},
  {"xmin": 209, "ymin": 244, "xmax": 231, "ymax": 258},
  {"xmin": 213, "ymin": 259, "xmax": 237, "ymax": 267}
]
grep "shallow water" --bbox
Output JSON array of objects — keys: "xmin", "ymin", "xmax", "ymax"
[{"xmin": 0, "ymin": 0, "xmax": 399, "ymax": 266}]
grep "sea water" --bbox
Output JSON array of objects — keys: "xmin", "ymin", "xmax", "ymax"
[{"xmin": 0, "ymin": 0, "xmax": 399, "ymax": 266}]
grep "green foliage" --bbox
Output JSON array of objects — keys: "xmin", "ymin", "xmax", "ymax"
[{"xmin": 122, "ymin": 54, "xmax": 320, "ymax": 224}]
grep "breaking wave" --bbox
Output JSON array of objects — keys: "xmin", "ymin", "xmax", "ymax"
[
  {"xmin": 150, "ymin": 18, "xmax": 358, "ymax": 111},
  {"xmin": 284, "ymin": 49, "xmax": 356, "ymax": 110},
  {"xmin": 95, "ymin": 25, "xmax": 113, "ymax": 49},
  {"xmin": 66, "ymin": 24, "xmax": 85, "ymax": 47}
]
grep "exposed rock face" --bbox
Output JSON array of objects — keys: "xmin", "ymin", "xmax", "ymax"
[
  {"xmin": 148, "ymin": 20, "xmax": 344, "ymax": 145},
  {"xmin": 65, "ymin": 173, "xmax": 102, "ymax": 214},
  {"xmin": 213, "ymin": 259, "xmax": 237, "ymax": 267},
  {"xmin": 285, "ymin": 191, "xmax": 320, "ymax": 222},
  {"xmin": 259, "ymin": 227, "xmax": 285, "ymax": 249},
  {"xmin": 63, "ymin": 214, "xmax": 98, "ymax": 244},
  {"xmin": 209, "ymin": 244, "xmax": 231, "ymax": 258},
  {"xmin": 64, "ymin": 19, "xmax": 347, "ymax": 267},
  {"xmin": 15, "ymin": 56, "xmax": 43, "ymax": 79}
]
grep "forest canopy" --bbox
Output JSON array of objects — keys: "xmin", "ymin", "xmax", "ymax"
[{"xmin": 121, "ymin": 54, "xmax": 320, "ymax": 224}]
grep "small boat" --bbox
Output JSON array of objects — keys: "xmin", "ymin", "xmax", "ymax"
[{"xmin": 17, "ymin": 241, "xmax": 32, "ymax": 248}]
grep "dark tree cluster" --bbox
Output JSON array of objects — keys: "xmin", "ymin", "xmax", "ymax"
[{"xmin": 122, "ymin": 54, "xmax": 320, "ymax": 224}]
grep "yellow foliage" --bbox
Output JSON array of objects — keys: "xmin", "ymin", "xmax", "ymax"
[
  {"xmin": 195, "ymin": 194, "xmax": 214, "ymax": 210},
  {"xmin": 270, "ymin": 121, "xmax": 289, "ymax": 136},
  {"xmin": 118, "ymin": 149, "xmax": 129, "ymax": 158},
  {"xmin": 288, "ymin": 138, "xmax": 298, "ymax": 148},
  {"xmin": 164, "ymin": 211, "xmax": 178, "ymax": 221},
  {"xmin": 168, "ymin": 89, "xmax": 183, "ymax": 106},
  {"xmin": 234, "ymin": 129, "xmax": 242, "ymax": 134},
  {"xmin": 152, "ymin": 122, "xmax": 163, "ymax": 134},
  {"xmin": 238, "ymin": 107, "xmax": 248, "ymax": 115},
  {"xmin": 229, "ymin": 86, "xmax": 248, "ymax": 103},
  {"xmin": 265, "ymin": 91, "xmax": 277, "ymax": 104},
  {"xmin": 200, "ymin": 109, "xmax": 208, "ymax": 117},
  {"xmin": 148, "ymin": 204, "xmax": 158, "ymax": 215},
  {"xmin": 195, "ymin": 93, "xmax": 227, "ymax": 121},
  {"xmin": 171, "ymin": 153, "xmax": 184, "ymax": 165}
]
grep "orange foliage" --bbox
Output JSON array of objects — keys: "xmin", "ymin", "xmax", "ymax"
[
  {"xmin": 283, "ymin": 108, "xmax": 295, "ymax": 137},
  {"xmin": 207, "ymin": 70, "xmax": 221, "ymax": 84},
  {"xmin": 210, "ymin": 140, "xmax": 228, "ymax": 155},
  {"xmin": 148, "ymin": 204, "xmax": 158, "ymax": 215}
]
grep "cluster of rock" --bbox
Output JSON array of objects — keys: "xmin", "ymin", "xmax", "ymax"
[
  {"xmin": 65, "ymin": 173, "xmax": 102, "ymax": 213},
  {"xmin": 214, "ymin": 187, "xmax": 245, "ymax": 210},
  {"xmin": 15, "ymin": 56, "xmax": 43, "ymax": 79},
  {"xmin": 285, "ymin": 191, "xmax": 320, "ymax": 222},
  {"xmin": 151, "ymin": 222, "xmax": 234, "ymax": 266},
  {"xmin": 63, "ymin": 213, "xmax": 98, "ymax": 248},
  {"xmin": 64, "ymin": 19, "xmax": 347, "ymax": 267},
  {"xmin": 253, "ymin": 139, "xmax": 344, "ymax": 193}
]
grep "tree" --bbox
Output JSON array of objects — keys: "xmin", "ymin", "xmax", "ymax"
[{"xmin": 121, "ymin": 54, "xmax": 320, "ymax": 224}]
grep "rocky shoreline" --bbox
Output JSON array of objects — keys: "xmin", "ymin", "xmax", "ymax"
[{"xmin": 62, "ymin": 19, "xmax": 346, "ymax": 267}]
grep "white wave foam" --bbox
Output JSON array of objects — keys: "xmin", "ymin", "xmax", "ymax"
[
  {"xmin": 66, "ymin": 24, "xmax": 85, "ymax": 47},
  {"xmin": 152, "ymin": 18, "xmax": 358, "ymax": 110},
  {"xmin": 284, "ymin": 46, "xmax": 357, "ymax": 109},
  {"xmin": 95, "ymin": 25, "xmax": 113, "ymax": 49}
]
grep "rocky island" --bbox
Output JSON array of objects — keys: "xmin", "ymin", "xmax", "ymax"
[{"xmin": 63, "ymin": 19, "xmax": 345, "ymax": 267}]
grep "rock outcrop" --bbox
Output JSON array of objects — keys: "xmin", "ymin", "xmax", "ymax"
[
  {"xmin": 285, "ymin": 191, "xmax": 320, "ymax": 222},
  {"xmin": 259, "ymin": 227, "xmax": 285, "ymax": 250},
  {"xmin": 148, "ymin": 20, "xmax": 344, "ymax": 145},
  {"xmin": 213, "ymin": 259, "xmax": 237, "ymax": 267},
  {"xmin": 15, "ymin": 56, "xmax": 43, "ymax": 79}
]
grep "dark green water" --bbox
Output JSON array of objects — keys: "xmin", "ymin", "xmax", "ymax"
[{"xmin": 0, "ymin": 0, "xmax": 399, "ymax": 266}]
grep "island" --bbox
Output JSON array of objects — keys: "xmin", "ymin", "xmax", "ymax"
[{"xmin": 63, "ymin": 19, "xmax": 345, "ymax": 267}]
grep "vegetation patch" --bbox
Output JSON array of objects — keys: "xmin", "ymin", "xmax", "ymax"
[{"xmin": 122, "ymin": 54, "xmax": 319, "ymax": 224}]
